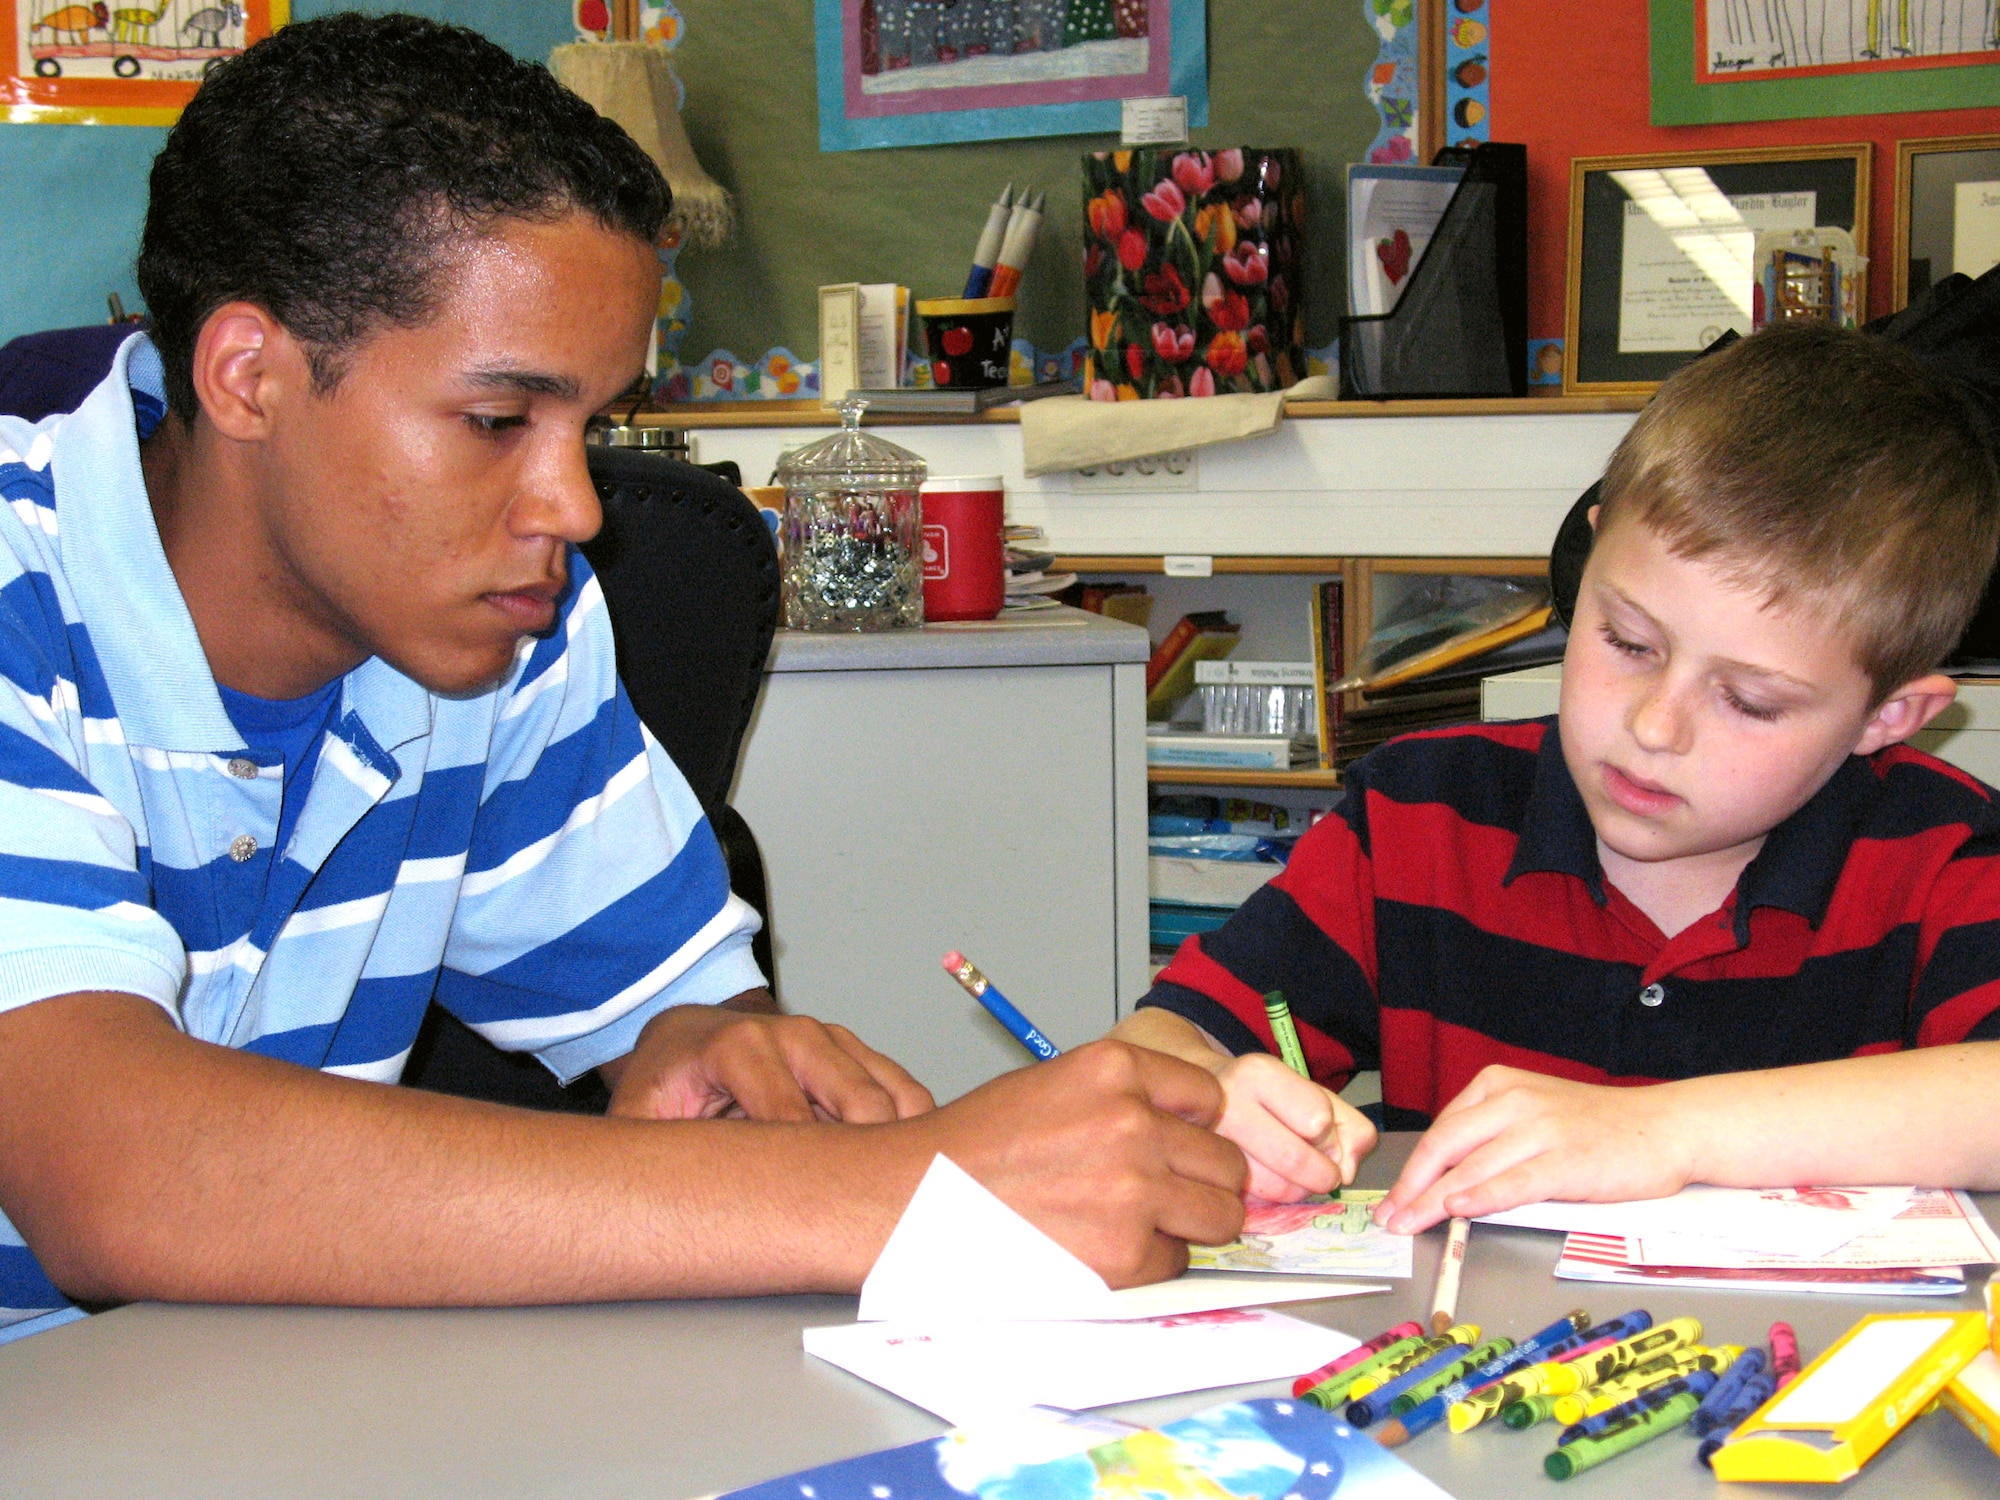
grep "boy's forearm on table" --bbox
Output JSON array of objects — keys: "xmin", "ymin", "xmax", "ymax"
[
  {"xmin": 1664, "ymin": 1041, "xmax": 2000, "ymax": 1191},
  {"xmin": 0, "ymin": 993, "xmax": 923, "ymax": 1307}
]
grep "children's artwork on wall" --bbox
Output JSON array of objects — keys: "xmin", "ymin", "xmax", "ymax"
[
  {"xmin": 1653, "ymin": 0, "xmax": 2000, "ymax": 124},
  {"xmin": 3, "ymin": 0, "xmax": 284, "ymax": 123},
  {"xmin": 815, "ymin": 0, "xmax": 1208, "ymax": 152}
]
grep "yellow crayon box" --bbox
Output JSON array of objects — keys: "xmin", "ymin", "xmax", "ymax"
[
  {"xmin": 1937, "ymin": 1348, "xmax": 2000, "ymax": 1460},
  {"xmin": 1711, "ymin": 1312, "xmax": 1990, "ymax": 1484}
]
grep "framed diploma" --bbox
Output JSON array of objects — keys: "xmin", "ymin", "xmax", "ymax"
[
  {"xmin": 1894, "ymin": 135, "xmax": 2000, "ymax": 313},
  {"xmin": 1563, "ymin": 144, "xmax": 1870, "ymax": 395}
]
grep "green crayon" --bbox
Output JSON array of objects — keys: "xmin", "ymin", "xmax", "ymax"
[
  {"xmin": 1502, "ymin": 1393, "xmax": 1565, "ymax": 1429},
  {"xmin": 1263, "ymin": 990, "xmax": 1310, "ymax": 1077},
  {"xmin": 1346, "ymin": 1333, "xmax": 1459, "ymax": 1398},
  {"xmin": 1302, "ymin": 1331, "xmax": 1430, "ymax": 1409},
  {"xmin": 1544, "ymin": 1391, "xmax": 1702, "ymax": 1480},
  {"xmin": 1393, "ymin": 1337, "xmax": 1515, "ymax": 1414}
]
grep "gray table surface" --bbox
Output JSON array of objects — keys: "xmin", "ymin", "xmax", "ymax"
[
  {"xmin": 765, "ymin": 605, "xmax": 1149, "ymax": 673},
  {"xmin": 1, "ymin": 1135, "xmax": 1995, "ymax": 1499}
]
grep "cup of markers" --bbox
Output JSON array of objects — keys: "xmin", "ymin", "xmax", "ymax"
[{"xmin": 1292, "ymin": 1304, "xmax": 1814, "ymax": 1482}]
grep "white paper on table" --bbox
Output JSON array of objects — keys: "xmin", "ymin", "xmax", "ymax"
[
  {"xmin": 805, "ymin": 1307, "xmax": 1356, "ymax": 1426},
  {"xmin": 1478, "ymin": 1184, "xmax": 1915, "ymax": 1260},
  {"xmin": 860, "ymin": 1155, "xmax": 1388, "ymax": 1323},
  {"xmin": 1627, "ymin": 1189, "xmax": 2000, "ymax": 1270}
]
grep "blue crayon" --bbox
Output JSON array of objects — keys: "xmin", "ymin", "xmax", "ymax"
[
  {"xmin": 1377, "ymin": 1310, "xmax": 1593, "ymax": 1445},
  {"xmin": 1557, "ymin": 1369, "xmax": 1717, "ymax": 1446},
  {"xmin": 1348, "ymin": 1337, "xmax": 1482, "ymax": 1428},
  {"xmin": 1696, "ymin": 1371, "xmax": 1777, "ymax": 1469},
  {"xmin": 1689, "ymin": 1346, "xmax": 1767, "ymax": 1437}
]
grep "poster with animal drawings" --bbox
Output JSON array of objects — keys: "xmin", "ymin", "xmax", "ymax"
[
  {"xmin": 1699, "ymin": 0, "xmax": 1999, "ymax": 81},
  {"xmin": 5, "ymin": 0, "xmax": 284, "ymax": 123}
]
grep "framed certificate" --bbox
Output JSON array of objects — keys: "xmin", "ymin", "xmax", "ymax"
[
  {"xmin": 1563, "ymin": 144, "xmax": 1870, "ymax": 395},
  {"xmin": 1894, "ymin": 134, "xmax": 2000, "ymax": 312}
]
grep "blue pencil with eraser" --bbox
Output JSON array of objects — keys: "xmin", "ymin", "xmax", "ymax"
[
  {"xmin": 942, "ymin": 950, "xmax": 1060, "ymax": 1059},
  {"xmin": 962, "ymin": 184, "xmax": 1013, "ymax": 298}
]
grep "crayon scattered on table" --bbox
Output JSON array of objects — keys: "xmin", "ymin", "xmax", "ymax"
[
  {"xmin": 1353, "ymin": 1336, "xmax": 1512, "ymax": 1427},
  {"xmin": 1697, "ymin": 1371, "xmax": 1777, "ymax": 1468},
  {"xmin": 1502, "ymin": 1393, "xmax": 1564, "ymax": 1429},
  {"xmin": 1689, "ymin": 1346, "xmax": 1768, "ymax": 1437},
  {"xmin": 1301, "ymin": 1331, "xmax": 1433, "ymax": 1410},
  {"xmin": 1556, "ymin": 1346, "xmax": 1736, "ymax": 1426},
  {"xmin": 1557, "ymin": 1369, "xmax": 1717, "ymax": 1446},
  {"xmin": 1291, "ymin": 1321, "xmax": 1423, "ymax": 1397},
  {"xmin": 1546, "ymin": 1317, "xmax": 1702, "ymax": 1395},
  {"xmin": 1347, "ymin": 1328, "xmax": 1474, "ymax": 1400},
  {"xmin": 1545, "ymin": 1391, "xmax": 1703, "ymax": 1481},
  {"xmin": 1769, "ymin": 1321, "xmax": 1801, "ymax": 1390},
  {"xmin": 1375, "ymin": 1310, "xmax": 1589, "ymax": 1446}
]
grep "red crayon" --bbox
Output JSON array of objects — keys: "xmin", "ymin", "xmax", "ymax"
[
  {"xmin": 1553, "ymin": 1334, "xmax": 1618, "ymax": 1364},
  {"xmin": 1292, "ymin": 1321, "xmax": 1425, "ymax": 1397},
  {"xmin": 1769, "ymin": 1322, "xmax": 1801, "ymax": 1390}
]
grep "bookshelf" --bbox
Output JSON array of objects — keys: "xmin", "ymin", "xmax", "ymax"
[{"xmin": 1150, "ymin": 766, "xmax": 1345, "ymax": 790}]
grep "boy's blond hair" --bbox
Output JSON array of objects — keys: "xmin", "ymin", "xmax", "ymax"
[{"xmin": 1595, "ymin": 322, "xmax": 2000, "ymax": 700}]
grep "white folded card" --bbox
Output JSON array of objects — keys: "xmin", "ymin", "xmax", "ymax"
[
  {"xmin": 860, "ymin": 1154, "xmax": 1386, "ymax": 1323},
  {"xmin": 1478, "ymin": 1185, "xmax": 1916, "ymax": 1260}
]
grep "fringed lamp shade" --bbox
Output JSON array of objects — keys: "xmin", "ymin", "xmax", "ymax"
[{"xmin": 549, "ymin": 42, "xmax": 734, "ymax": 248}]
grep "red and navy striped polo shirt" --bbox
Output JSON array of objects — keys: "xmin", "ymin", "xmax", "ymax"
[{"xmin": 1141, "ymin": 717, "xmax": 2000, "ymax": 1131}]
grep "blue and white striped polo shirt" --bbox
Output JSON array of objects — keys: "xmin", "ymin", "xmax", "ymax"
[{"xmin": 0, "ymin": 334, "xmax": 763, "ymax": 1325}]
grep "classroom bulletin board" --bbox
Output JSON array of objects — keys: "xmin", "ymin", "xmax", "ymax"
[
  {"xmin": 1486, "ymin": 0, "xmax": 2000, "ymax": 344},
  {"xmin": 666, "ymin": 0, "xmax": 1384, "ymax": 393}
]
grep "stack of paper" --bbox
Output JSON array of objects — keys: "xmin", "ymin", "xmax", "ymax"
[
  {"xmin": 805, "ymin": 1156, "xmax": 1385, "ymax": 1424},
  {"xmin": 1476, "ymin": 1185, "xmax": 2000, "ymax": 1297}
]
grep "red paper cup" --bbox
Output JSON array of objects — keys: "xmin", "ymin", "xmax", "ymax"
[{"xmin": 919, "ymin": 476, "xmax": 1005, "ymax": 622}]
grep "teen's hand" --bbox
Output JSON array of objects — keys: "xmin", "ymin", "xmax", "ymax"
[
  {"xmin": 1373, "ymin": 1065, "xmax": 1698, "ymax": 1234},
  {"xmin": 605, "ymin": 992, "xmax": 935, "ymax": 1124},
  {"xmin": 1213, "ymin": 1052, "xmax": 1376, "ymax": 1201},
  {"xmin": 910, "ymin": 1039, "xmax": 1248, "ymax": 1287}
]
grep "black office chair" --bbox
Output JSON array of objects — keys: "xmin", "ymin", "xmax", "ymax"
[{"xmin": 401, "ymin": 446, "xmax": 783, "ymax": 1112}]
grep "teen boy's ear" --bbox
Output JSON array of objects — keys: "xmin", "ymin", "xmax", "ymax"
[{"xmin": 187, "ymin": 301, "xmax": 300, "ymax": 443}]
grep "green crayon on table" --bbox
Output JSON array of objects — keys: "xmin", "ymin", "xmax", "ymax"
[
  {"xmin": 1302, "ymin": 1331, "xmax": 1431, "ymax": 1409},
  {"xmin": 1263, "ymin": 990, "xmax": 1311, "ymax": 1077},
  {"xmin": 1347, "ymin": 1332, "xmax": 1466, "ymax": 1399},
  {"xmin": 1544, "ymin": 1391, "xmax": 1702, "ymax": 1480},
  {"xmin": 1503, "ymin": 1393, "xmax": 1565, "ymax": 1429},
  {"xmin": 1392, "ymin": 1337, "xmax": 1515, "ymax": 1415}
]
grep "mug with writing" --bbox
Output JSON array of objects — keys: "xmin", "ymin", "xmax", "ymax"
[{"xmin": 919, "ymin": 475, "xmax": 1006, "ymax": 622}]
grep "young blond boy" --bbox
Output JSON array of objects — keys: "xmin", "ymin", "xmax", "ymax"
[{"xmin": 1116, "ymin": 323, "xmax": 2000, "ymax": 1233}]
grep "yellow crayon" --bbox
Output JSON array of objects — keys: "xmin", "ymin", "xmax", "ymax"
[
  {"xmin": 1449, "ymin": 1366, "xmax": 1543, "ymax": 1433},
  {"xmin": 1347, "ymin": 1326, "xmax": 1478, "ymax": 1398},
  {"xmin": 1542, "ymin": 1317, "xmax": 1702, "ymax": 1395},
  {"xmin": 1578, "ymin": 1347, "xmax": 1740, "ymax": 1420}
]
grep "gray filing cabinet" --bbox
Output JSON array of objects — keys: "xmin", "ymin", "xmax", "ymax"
[{"xmin": 729, "ymin": 608, "xmax": 1151, "ymax": 1103}]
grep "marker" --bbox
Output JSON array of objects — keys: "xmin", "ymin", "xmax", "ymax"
[
  {"xmin": 1696, "ymin": 1370, "xmax": 1776, "ymax": 1469},
  {"xmin": 1544, "ymin": 1391, "xmax": 1703, "ymax": 1481},
  {"xmin": 1557, "ymin": 1369, "xmax": 1717, "ymax": 1446},
  {"xmin": 1690, "ymin": 1347, "xmax": 1767, "ymax": 1437},
  {"xmin": 1346, "ymin": 1327, "xmax": 1489, "ymax": 1428},
  {"xmin": 1429, "ymin": 1216, "xmax": 1470, "ymax": 1334},
  {"xmin": 987, "ymin": 190, "xmax": 1044, "ymax": 299},
  {"xmin": 1769, "ymin": 1321, "xmax": 1801, "ymax": 1389},
  {"xmin": 1291, "ymin": 1321, "xmax": 1423, "ymax": 1397},
  {"xmin": 1301, "ymin": 1331, "xmax": 1433, "ymax": 1409},
  {"xmin": 1262, "ymin": 990, "xmax": 1310, "ymax": 1077},
  {"xmin": 940, "ymin": 951, "xmax": 1059, "ymax": 1059},
  {"xmin": 961, "ymin": 183, "xmax": 1013, "ymax": 298},
  {"xmin": 1375, "ymin": 1309, "xmax": 1589, "ymax": 1446}
]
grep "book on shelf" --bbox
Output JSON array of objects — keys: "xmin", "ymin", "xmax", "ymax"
[
  {"xmin": 1193, "ymin": 659, "xmax": 1316, "ymax": 686},
  {"xmin": 1066, "ymin": 580, "xmax": 1153, "ymax": 629},
  {"xmin": 1146, "ymin": 729, "xmax": 1312, "ymax": 770},
  {"xmin": 1359, "ymin": 617, "xmax": 1566, "ymax": 699},
  {"xmin": 836, "ymin": 378, "xmax": 1078, "ymax": 415},
  {"xmin": 1145, "ymin": 611, "xmax": 1240, "ymax": 717},
  {"xmin": 1308, "ymin": 577, "xmax": 1345, "ymax": 771}
]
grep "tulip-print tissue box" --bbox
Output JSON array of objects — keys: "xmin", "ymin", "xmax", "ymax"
[{"xmin": 1082, "ymin": 147, "xmax": 1304, "ymax": 401}]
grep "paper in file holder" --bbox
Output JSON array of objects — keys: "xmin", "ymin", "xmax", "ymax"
[
  {"xmin": 1339, "ymin": 142, "xmax": 1528, "ymax": 400},
  {"xmin": 1709, "ymin": 1311, "xmax": 1989, "ymax": 1483}
]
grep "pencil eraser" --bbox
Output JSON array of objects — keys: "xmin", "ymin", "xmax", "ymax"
[{"xmin": 941, "ymin": 951, "xmax": 965, "ymax": 971}]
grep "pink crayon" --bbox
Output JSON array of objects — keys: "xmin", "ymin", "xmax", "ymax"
[
  {"xmin": 1292, "ymin": 1321, "xmax": 1424, "ymax": 1397},
  {"xmin": 1554, "ymin": 1334, "xmax": 1619, "ymax": 1364},
  {"xmin": 1769, "ymin": 1322, "xmax": 1801, "ymax": 1390}
]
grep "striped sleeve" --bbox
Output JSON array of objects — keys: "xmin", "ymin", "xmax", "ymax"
[
  {"xmin": 0, "ymin": 444, "xmax": 187, "ymax": 1020},
  {"xmin": 434, "ymin": 552, "xmax": 763, "ymax": 1082},
  {"xmin": 1139, "ymin": 765, "xmax": 1384, "ymax": 1090},
  {"xmin": 1909, "ymin": 820, "xmax": 2000, "ymax": 1048}
]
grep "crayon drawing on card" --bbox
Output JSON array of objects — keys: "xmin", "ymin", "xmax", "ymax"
[{"xmin": 1189, "ymin": 1190, "xmax": 1416, "ymax": 1279}]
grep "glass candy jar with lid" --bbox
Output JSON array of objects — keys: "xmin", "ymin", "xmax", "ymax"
[{"xmin": 776, "ymin": 397, "xmax": 927, "ymax": 631}]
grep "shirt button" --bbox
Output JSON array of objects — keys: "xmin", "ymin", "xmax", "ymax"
[
  {"xmin": 227, "ymin": 758, "xmax": 259, "ymax": 780},
  {"xmin": 229, "ymin": 834, "xmax": 258, "ymax": 863},
  {"xmin": 1640, "ymin": 982, "xmax": 1666, "ymax": 1007}
]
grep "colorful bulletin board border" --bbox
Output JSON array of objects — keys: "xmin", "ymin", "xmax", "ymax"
[
  {"xmin": 4, "ymin": 0, "xmax": 285, "ymax": 124},
  {"xmin": 1653, "ymin": 0, "xmax": 2000, "ymax": 125},
  {"xmin": 815, "ymin": 0, "xmax": 1208, "ymax": 153}
]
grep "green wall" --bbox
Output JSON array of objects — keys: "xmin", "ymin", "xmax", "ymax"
[{"xmin": 671, "ymin": 0, "xmax": 1381, "ymax": 365}]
